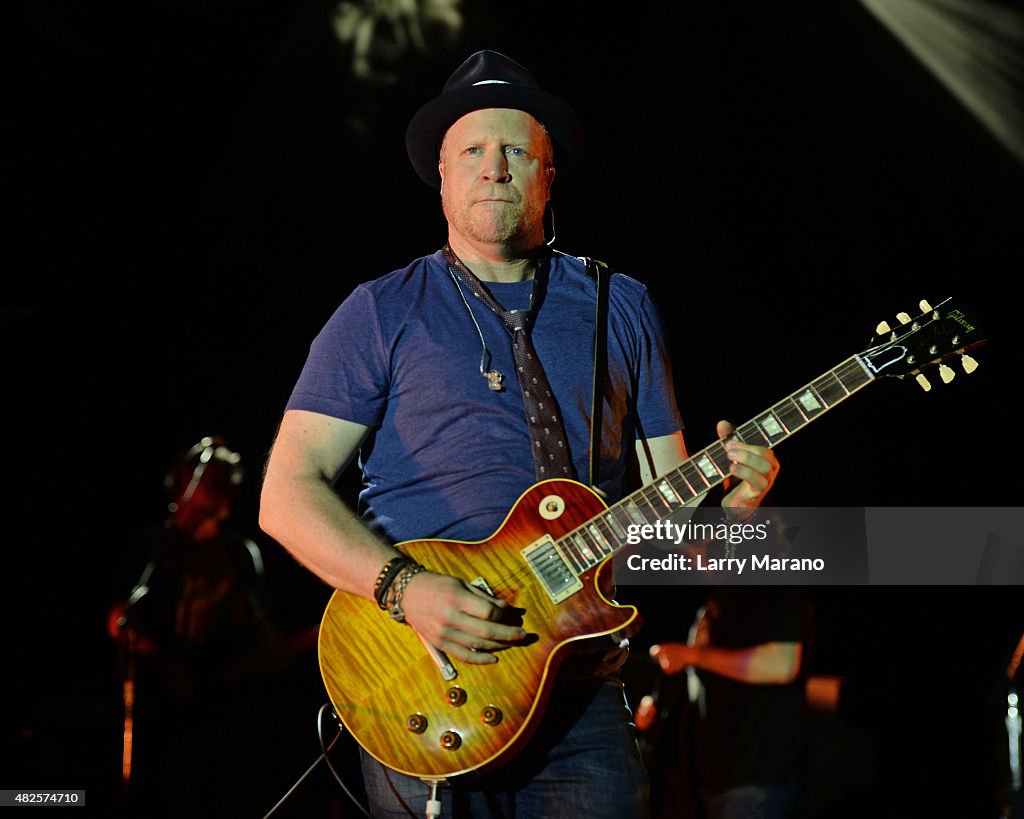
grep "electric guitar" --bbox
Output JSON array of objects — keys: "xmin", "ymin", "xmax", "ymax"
[{"xmin": 318, "ymin": 297, "xmax": 985, "ymax": 779}]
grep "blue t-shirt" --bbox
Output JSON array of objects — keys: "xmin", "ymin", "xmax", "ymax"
[{"xmin": 285, "ymin": 249, "xmax": 683, "ymax": 544}]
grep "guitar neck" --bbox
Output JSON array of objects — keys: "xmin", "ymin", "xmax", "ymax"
[{"xmin": 555, "ymin": 354, "xmax": 877, "ymax": 570}]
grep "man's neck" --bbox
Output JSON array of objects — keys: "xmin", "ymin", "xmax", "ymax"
[{"xmin": 446, "ymin": 236, "xmax": 545, "ymax": 283}]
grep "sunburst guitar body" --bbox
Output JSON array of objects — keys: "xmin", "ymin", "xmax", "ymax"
[{"xmin": 318, "ymin": 480, "xmax": 635, "ymax": 780}]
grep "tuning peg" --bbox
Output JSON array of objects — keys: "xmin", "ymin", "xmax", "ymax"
[
  {"xmin": 919, "ymin": 299, "xmax": 933, "ymax": 313},
  {"xmin": 896, "ymin": 312, "xmax": 912, "ymax": 325},
  {"xmin": 939, "ymin": 364, "xmax": 955, "ymax": 384},
  {"xmin": 916, "ymin": 374, "xmax": 932, "ymax": 391},
  {"xmin": 961, "ymin": 354, "xmax": 979, "ymax": 374},
  {"xmin": 876, "ymin": 320, "xmax": 891, "ymax": 335}
]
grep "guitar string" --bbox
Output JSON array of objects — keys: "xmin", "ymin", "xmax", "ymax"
[{"xmin": 453, "ymin": 355, "xmax": 872, "ymax": 592}]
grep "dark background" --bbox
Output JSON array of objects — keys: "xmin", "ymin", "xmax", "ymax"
[{"xmin": 7, "ymin": 1, "xmax": 1023, "ymax": 816}]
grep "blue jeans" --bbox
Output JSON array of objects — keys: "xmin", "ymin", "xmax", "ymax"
[
  {"xmin": 359, "ymin": 679, "xmax": 650, "ymax": 818},
  {"xmin": 700, "ymin": 784, "xmax": 798, "ymax": 819}
]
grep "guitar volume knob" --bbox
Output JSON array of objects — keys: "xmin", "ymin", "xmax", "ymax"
[
  {"xmin": 406, "ymin": 714, "xmax": 428, "ymax": 734},
  {"xmin": 445, "ymin": 687, "xmax": 467, "ymax": 706},
  {"xmin": 439, "ymin": 730, "xmax": 462, "ymax": 750},
  {"xmin": 481, "ymin": 706, "xmax": 503, "ymax": 726}
]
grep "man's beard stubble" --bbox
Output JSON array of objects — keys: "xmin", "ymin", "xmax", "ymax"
[{"xmin": 442, "ymin": 191, "xmax": 546, "ymax": 248}]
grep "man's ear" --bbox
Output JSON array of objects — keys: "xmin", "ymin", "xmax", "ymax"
[{"xmin": 438, "ymin": 160, "xmax": 445, "ymax": 194}]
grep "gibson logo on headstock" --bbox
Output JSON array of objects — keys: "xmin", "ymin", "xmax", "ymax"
[{"xmin": 948, "ymin": 309, "xmax": 976, "ymax": 334}]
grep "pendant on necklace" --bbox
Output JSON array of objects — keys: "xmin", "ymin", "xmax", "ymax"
[{"xmin": 483, "ymin": 370, "xmax": 505, "ymax": 391}]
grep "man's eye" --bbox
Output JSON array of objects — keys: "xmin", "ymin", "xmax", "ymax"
[
  {"xmin": 506, "ymin": 147, "xmax": 526, "ymax": 157},
  {"xmin": 465, "ymin": 146, "xmax": 482, "ymax": 155}
]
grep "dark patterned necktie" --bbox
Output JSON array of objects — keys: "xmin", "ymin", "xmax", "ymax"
[{"xmin": 443, "ymin": 246, "xmax": 576, "ymax": 481}]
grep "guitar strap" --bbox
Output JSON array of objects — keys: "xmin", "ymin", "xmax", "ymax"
[{"xmin": 583, "ymin": 256, "xmax": 612, "ymax": 488}]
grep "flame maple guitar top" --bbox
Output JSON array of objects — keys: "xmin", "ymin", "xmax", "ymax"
[{"xmin": 318, "ymin": 479, "xmax": 639, "ymax": 779}]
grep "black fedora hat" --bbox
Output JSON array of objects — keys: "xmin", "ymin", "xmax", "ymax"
[{"xmin": 405, "ymin": 50, "xmax": 584, "ymax": 189}]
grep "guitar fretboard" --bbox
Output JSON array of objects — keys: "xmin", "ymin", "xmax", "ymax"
[{"xmin": 553, "ymin": 355, "xmax": 875, "ymax": 573}]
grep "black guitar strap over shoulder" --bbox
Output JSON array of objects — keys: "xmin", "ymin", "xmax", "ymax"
[{"xmin": 583, "ymin": 256, "xmax": 612, "ymax": 488}]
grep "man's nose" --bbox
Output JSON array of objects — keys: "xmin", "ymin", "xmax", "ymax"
[{"xmin": 482, "ymin": 151, "xmax": 511, "ymax": 182}]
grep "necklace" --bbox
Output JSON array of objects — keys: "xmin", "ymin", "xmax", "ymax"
[
  {"xmin": 444, "ymin": 248, "xmax": 540, "ymax": 392},
  {"xmin": 447, "ymin": 267, "xmax": 506, "ymax": 391}
]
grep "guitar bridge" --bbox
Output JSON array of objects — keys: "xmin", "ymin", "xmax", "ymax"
[{"xmin": 521, "ymin": 535, "xmax": 583, "ymax": 604}]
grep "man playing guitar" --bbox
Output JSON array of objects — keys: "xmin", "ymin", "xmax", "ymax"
[{"xmin": 259, "ymin": 49, "xmax": 778, "ymax": 819}]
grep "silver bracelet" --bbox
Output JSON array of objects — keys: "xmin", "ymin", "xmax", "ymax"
[{"xmin": 387, "ymin": 563, "xmax": 426, "ymax": 622}]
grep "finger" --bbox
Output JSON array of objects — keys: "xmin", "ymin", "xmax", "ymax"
[
  {"xmin": 457, "ymin": 602, "xmax": 526, "ymax": 641},
  {"xmin": 724, "ymin": 444, "xmax": 778, "ymax": 487},
  {"xmin": 649, "ymin": 644, "xmax": 682, "ymax": 673},
  {"xmin": 433, "ymin": 627, "xmax": 524, "ymax": 664},
  {"xmin": 451, "ymin": 611, "xmax": 528, "ymax": 645},
  {"xmin": 459, "ymin": 584, "xmax": 515, "ymax": 628},
  {"xmin": 435, "ymin": 638, "xmax": 500, "ymax": 664},
  {"xmin": 723, "ymin": 439, "xmax": 773, "ymax": 463},
  {"xmin": 718, "ymin": 421, "xmax": 745, "ymax": 494},
  {"xmin": 728, "ymin": 460, "xmax": 772, "ymax": 492},
  {"xmin": 464, "ymin": 582, "xmax": 509, "ymax": 608},
  {"xmin": 725, "ymin": 445, "xmax": 772, "ymax": 474},
  {"xmin": 635, "ymin": 695, "xmax": 657, "ymax": 731},
  {"xmin": 459, "ymin": 584, "xmax": 529, "ymax": 629},
  {"xmin": 720, "ymin": 424, "xmax": 780, "ymax": 476}
]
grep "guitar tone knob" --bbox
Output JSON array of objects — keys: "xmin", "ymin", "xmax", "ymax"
[
  {"xmin": 446, "ymin": 687, "xmax": 467, "ymax": 707},
  {"xmin": 481, "ymin": 706, "xmax": 503, "ymax": 726},
  {"xmin": 406, "ymin": 714, "xmax": 428, "ymax": 734},
  {"xmin": 439, "ymin": 731, "xmax": 462, "ymax": 751}
]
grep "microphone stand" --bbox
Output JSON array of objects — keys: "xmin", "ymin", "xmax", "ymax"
[{"xmin": 119, "ymin": 622, "xmax": 137, "ymax": 803}]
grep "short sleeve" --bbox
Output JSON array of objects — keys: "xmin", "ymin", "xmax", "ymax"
[
  {"xmin": 631, "ymin": 287, "xmax": 685, "ymax": 439},
  {"xmin": 284, "ymin": 285, "xmax": 390, "ymax": 427}
]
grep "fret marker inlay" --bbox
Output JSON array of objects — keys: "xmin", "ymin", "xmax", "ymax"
[
  {"xmin": 797, "ymin": 390, "xmax": 822, "ymax": 412},
  {"xmin": 657, "ymin": 480, "xmax": 680, "ymax": 506},
  {"xmin": 696, "ymin": 454, "xmax": 719, "ymax": 479}
]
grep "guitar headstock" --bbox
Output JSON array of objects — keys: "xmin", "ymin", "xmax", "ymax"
[{"xmin": 859, "ymin": 298, "xmax": 986, "ymax": 389}]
